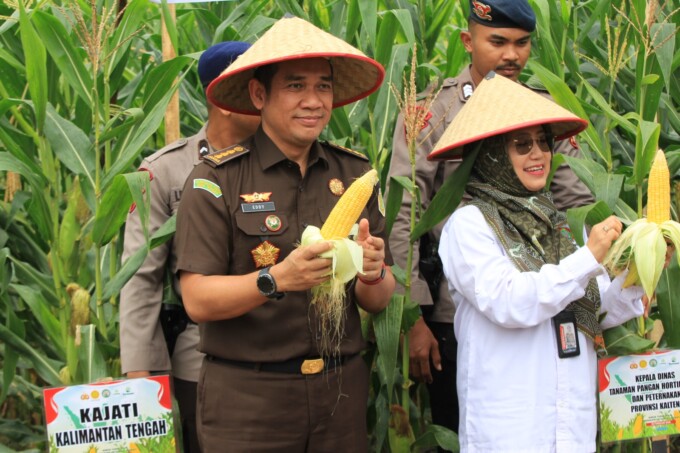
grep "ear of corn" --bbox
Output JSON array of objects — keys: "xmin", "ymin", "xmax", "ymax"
[
  {"xmin": 603, "ymin": 149, "xmax": 680, "ymax": 299},
  {"xmin": 647, "ymin": 149, "xmax": 670, "ymax": 224},
  {"xmin": 320, "ymin": 169, "xmax": 379, "ymax": 240},
  {"xmin": 299, "ymin": 168, "xmax": 380, "ymax": 358}
]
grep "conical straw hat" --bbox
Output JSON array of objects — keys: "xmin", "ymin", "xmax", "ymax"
[
  {"xmin": 206, "ymin": 16, "xmax": 385, "ymax": 115},
  {"xmin": 427, "ymin": 72, "xmax": 588, "ymax": 161}
]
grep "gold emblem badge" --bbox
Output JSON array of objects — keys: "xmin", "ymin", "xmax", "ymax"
[
  {"xmin": 265, "ymin": 215, "xmax": 282, "ymax": 232},
  {"xmin": 301, "ymin": 358, "xmax": 325, "ymax": 375},
  {"xmin": 328, "ymin": 178, "xmax": 345, "ymax": 196},
  {"xmin": 240, "ymin": 192, "xmax": 272, "ymax": 203},
  {"xmin": 251, "ymin": 241, "xmax": 280, "ymax": 268}
]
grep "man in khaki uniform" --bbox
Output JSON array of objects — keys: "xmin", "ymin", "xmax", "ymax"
[
  {"xmin": 119, "ymin": 41, "xmax": 259, "ymax": 453},
  {"xmin": 388, "ymin": 0, "xmax": 594, "ymax": 435},
  {"xmin": 175, "ymin": 16, "xmax": 395, "ymax": 452}
]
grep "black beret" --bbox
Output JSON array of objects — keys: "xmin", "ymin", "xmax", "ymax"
[
  {"xmin": 468, "ymin": 0, "xmax": 536, "ymax": 32},
  {"xmin": 198, "ymin": 41, "xmax": 251, "ymax": 89}
]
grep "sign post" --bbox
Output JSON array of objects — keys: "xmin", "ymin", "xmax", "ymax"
[
  {"xmin": 598, "ymin": 350, "xmax": 680, "ymax": 444},
  {"xmin": 43, "ymin": 375, "xmax": 177, "ymax": 452}
]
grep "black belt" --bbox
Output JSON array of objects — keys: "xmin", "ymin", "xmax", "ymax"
[{"xmin": 206, "ymin": 354, "xmax": 354, "ymax": 375}]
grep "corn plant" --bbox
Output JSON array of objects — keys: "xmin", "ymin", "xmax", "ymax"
[{"xmin": 1, "ymin": 1, "xmax": 679, "ymax": 452}]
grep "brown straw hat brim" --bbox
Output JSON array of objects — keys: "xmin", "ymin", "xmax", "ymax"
[
  {"xmin": 427, "ymin": 72, "xmax": 588, "ymax": 161},
  {"xmin": 206, "ymin": 16, "xmax": 385, "ymax": 115}
]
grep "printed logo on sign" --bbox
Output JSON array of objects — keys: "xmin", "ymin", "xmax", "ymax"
[{"xmin": 193, "ymin": 179, "xmax": 223, "ymax": 198}]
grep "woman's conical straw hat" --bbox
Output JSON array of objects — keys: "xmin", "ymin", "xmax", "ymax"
[
  {"xmin": 427, "ymin": 72, "xmax": 588, "ymax": 161},
  {"xmin": 206, "ymin": 16, "xmax": 385, "ymax": 115}
]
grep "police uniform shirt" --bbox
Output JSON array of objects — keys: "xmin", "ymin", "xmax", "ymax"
[
  {"xmin": 388, "ymin": 65, "xmax": 594, "ymax": 324},
  {"xmin": 120, "ymin": 126, "xmax": 209, "ymax": 381},
  {"xmin": 174, "ymin": 127, "xmax": 392, "ymax": 362}
]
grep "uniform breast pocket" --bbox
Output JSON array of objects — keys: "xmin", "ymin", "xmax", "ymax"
[{"xmin": 234, "ymin": 212, "xmax": 289, "ymax": 238}]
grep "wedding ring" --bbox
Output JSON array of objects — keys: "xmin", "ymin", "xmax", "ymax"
[{"xmin": 603, "ymin": 225, "xmax": 609, "ymax": 232}]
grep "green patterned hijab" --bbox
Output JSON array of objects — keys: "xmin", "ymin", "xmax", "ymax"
[{"xmin": 465, "ymin": 135, "xmax": 605, "ymax": 353}]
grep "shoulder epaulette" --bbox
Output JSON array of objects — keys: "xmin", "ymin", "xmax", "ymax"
[
  {"xmin": 146, "ymin": 138, "xmax": 188, "ymax": 162},
  {"xmin": 203, "ymin": 144, "xmax": 250, "ymax": 167},
  {"xmin": 442, "ymin": 77, "xmax": 458, "ymax": 88},
  {"xmin": 324, "ymin": 142, "xmax": 368, "ymax": 161}
]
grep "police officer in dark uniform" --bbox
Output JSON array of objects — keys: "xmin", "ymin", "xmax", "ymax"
[
  {"xmin": 174, "ymin": 16, "xmax": 395, "ymax": 452},
  {"xmin": 119, "ymin": 42, "xmax": 259, "ymax": 453},
  {"xmin": 388, "ymin": 0, "xmax": 594, "ymax": 436}
]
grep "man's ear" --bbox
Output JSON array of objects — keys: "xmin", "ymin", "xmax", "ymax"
[
  {"xmin": 460, "ymin": 30, "xmax": 473, "ymax": 53},
  {"xmin": 249, "ymin": 79, "xmax": 266, "ymax": 110}
]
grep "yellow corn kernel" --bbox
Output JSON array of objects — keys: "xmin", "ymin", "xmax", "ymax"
[
  {"xmin": 647, "ymin": 149, "xmax": 670, "ymax": 224},
  {"xmin": 320, "ymin": 169, "xmax": 379, "ymax": 240}
]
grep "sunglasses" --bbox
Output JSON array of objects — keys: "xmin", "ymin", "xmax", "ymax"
[{"xmin": 509, "ymin": 134, "xmax": 554, "ymax": 155}]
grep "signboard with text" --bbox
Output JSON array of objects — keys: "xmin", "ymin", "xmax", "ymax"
[
  {"xmin": 43, "ymin": 375, "xmax": 177, "ymax": 453},
  {"xmin": 598, "ymin": 350, "xmax": 680, "ymax": 443}
]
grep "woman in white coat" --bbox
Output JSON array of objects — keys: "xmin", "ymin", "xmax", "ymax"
[{"xmin": 427, "ymin": 73, "xmax": 646, "ymax": 453}]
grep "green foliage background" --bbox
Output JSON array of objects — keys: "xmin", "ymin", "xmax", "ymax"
[{"xmin": 0, "ymin": 0, "xmax": 678, "ymax": 451}]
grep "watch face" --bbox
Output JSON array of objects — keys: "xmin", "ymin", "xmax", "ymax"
[{"xmin": 257, "ymin": 271, "xmax": 275, "ymax": 295}]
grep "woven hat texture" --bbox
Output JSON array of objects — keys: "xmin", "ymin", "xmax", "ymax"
[
  {"xmin": 207, "ymin": 16, "xmax": 384, "ymax": 114},
  {"xmin": 428, "ymin": 72, "xmax": 588, "ymax": 161}
]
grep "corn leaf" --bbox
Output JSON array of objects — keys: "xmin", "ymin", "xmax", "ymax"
[
  {"xmin": 159, "ymin": 0, "xmax": 179, "ymax": 59},
  {"xmin": 92, "ymin": 175, "xmax": 134, "ymax": 246},
  {"xmin": 528, "ymin": 61, "xmax": 600, "ymax": 161},
  {"xmin": 411, "ymin": 144, "xmax": 480, "ymax": 242},
  {"xmin": 11, "ymin": 284, "xmax": 61, "ymax": 348},
  {"xmin": 566, "ymin": 201, "xmax": 612, "ymax": 246},
  {"xmin": 104, "ymin": 57, "xmax": 191, "ymax": 189},
  {"xmin": 411, "ymin": 424, "xmax": 459, "ymax": 452},
  {"xmin": 357, "ymin": 0, "xmax": 377, "ymax": 52},
  {"xmin": 603, "ymin": 324, "xmax": 655, "ymax": 356},
  {"xmin": 105, "ymin": 0, "xmax": 148, "ymax": 78},
  {"xmin": 632, "ymin": 120, "xmax": 661, "ymax": 186},
  {"xmin": 76, "ymin": 324, "xmax": 108, "ymax": 383},
  {"xmin": 373, "ymin": 294, "xmax": 403, "ymax": 400},
  {"xmin": 656, "ymin": 260, "xmax": 680, "ymax": 347},
  {"xmin": 384, "ymin": 175, "xmax": 411, "ymax": 237},
  {"xmin": 0, "ymin": 323, "xmax": 62, "ymax": 386},
  {"xmin": 32, "ymin": 11, "xmax": 93, "ymax": 106},
  {"xmin": 18, "ymin": 2, "xmax": 47, "ymax": 131},
  {"xmin": 579, "ymin": 77, "xmax": 635, "ymax": 135},
  {"xmin": 44, "ymin": 105, "xmax": 95, "ymax": 188}
]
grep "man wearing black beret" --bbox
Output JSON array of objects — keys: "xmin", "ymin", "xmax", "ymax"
[{"xmin": 388, "ymin": 0, "xmax": 594, "ymax": 441}]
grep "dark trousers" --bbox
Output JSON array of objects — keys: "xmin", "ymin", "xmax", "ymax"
[
  {"xmin": 173, "ymin": 376, "xmax": 201, "ymax": 453},
  {"xmin": 197, "ymin": 354, "xmax": 369, "ymax": 452},
  {"xmin": 425, "ymin": 321, "xmax": 459, "ymax": 433}
]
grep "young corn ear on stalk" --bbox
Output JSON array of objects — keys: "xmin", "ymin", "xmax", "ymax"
[
  {"xmin": 300, "ymin": 168, "xmax": 379, "ymax": 356},
  {"xmin": 604, "ymin": 150, "xmax": 680, "ymax": 298}
]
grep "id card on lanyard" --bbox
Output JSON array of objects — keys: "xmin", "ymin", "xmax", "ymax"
[{"xmin": 552, "ymin": 310, "xmax": 580, "ymax": 358}]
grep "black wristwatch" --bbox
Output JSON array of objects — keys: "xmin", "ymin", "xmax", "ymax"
[{"xmin": 256, "ymin": 267, "xmax": 285, "ymax": 300}]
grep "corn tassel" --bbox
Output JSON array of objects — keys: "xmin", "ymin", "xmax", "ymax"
[
  {"xmin": 647, "ymin": 149, "xmax": 670, "ymax": 224},
  {"xmin": 320, "ymin": 169, "xmax": 379, "ymax": 240}
]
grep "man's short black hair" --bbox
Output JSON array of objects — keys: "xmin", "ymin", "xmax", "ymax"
[{"xmin": 253, "ymin": 63, "xmax": 279, "ymax": 93}]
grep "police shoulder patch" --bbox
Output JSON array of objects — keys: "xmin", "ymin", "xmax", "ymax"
[
  {"xmin": 203, "ymin": 144, "xmax": 250, "ymax": 167},
  {"xmin": 324, "ymin": 142, "xmax": 368, "ymax": 161}
]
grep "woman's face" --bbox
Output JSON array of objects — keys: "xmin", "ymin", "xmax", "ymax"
[{"xmin": 505, "ymin": 125, "xmax": 553, "ymax": 192}]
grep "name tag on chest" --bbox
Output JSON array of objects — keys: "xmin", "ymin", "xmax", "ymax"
[{"xmin": 241, "ymin": 202, "xmax": 275, "ymax": 213}]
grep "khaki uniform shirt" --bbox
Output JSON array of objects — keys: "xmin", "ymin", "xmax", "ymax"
[
  {"xmin": 174, "ymin": 127, "xmax": 391, "ymax": 362},
  {"xmin": 120, "ymin": 126, "xmax": 209, "ymax": 381},
  {"xmin": 388, "ymin": 66, "xmax": 594, "ymax": 323}
]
